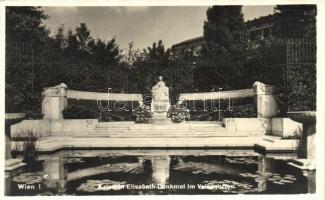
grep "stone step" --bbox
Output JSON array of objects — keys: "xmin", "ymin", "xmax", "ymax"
[
  {"xmin": 190, "ymin": 127, "xmax": 226, "ymax": 130},
  {"xmin": 94, "ymin": 127, "xmax": 228, "ymax": 133},
  {"xmin": 73, "ymin": 133, "xmax": 247, "ymax": 138},
  {"xmin": 129, "ymin": 124, "xmax": 223, "ymax": 130},
  {"xmin": 119, "ymin": 129, "xmax": 228, "ymax": 134},
  {"xmin": 189, "ymin": 124, "xmax": 223, "ymax": 128},
  {"xmin": 95, "ymin": 122, "xmax": 223, "ymax": 129},
  {"xmin": 78, "ymin": 130, "xmax": 239, "ymax": 135},
  {"xmin": 95, "ymin": 122, "xmax": 134, "ymax": 128},
  {"xmin": 95, "ymin": 127, "xmax": 130, "ymax": 132},
  {"xmin": 97, "ymin": 121, "xmax": 135, "ymax": 125},
  {"xmin": 95, "ymin": 128, "xmax": 226, "ymax": 133}
]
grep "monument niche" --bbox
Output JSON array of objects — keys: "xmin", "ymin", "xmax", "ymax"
[{"xmin": 150, "ymin": 76, "xmax": 171, "ymax": 124}]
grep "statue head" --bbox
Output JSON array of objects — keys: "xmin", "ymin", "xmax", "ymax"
[{"xmin": 158, "ymin": 76, "xmax": 163, "ymax": 81}]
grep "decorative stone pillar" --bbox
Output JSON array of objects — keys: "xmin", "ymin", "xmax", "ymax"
[
  {"xmin": 42, "ymin": 83, "xmax": 67, "ymax": 120},
  {"xmin": 287, "ymin": 111, "xmax": 316, "ymax": 159},
  {"xmin": 253, "ymin": 81, "xmax": 280, "ymax": 118}
]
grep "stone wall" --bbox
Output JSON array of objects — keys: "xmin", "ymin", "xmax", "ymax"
[
  {"xmin": 50, "ymin": 119, "xmax": 98, "ymax": 136},
  {"xmin": 223, "ymin": 118, "xmax": 272, "ymax": 135},
  {"xmin": 271, "ymin": 118, "xmax": 302, "ymax": 138},
  {"xmin": 11, "ymin": 120, "xmax": 52, "ymax": 138},
  {"xmin": 223, "ymin": 117, "xmax": 302, "ymax": 138},
  {"xmin": 11, "ymin": 119, "xmax": 99, "ymax": 138}
]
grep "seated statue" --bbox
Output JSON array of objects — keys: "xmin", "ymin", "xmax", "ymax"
[{"xmin": 151, "ymin": 76, "xmax": 170, "ymax": 112}]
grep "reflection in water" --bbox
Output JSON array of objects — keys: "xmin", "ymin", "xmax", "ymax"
[
  {"xmin": 77, "ymin": 179, "xmax": 127, "ymax": 193},
  {"xmin": 9, "ymin": 154, "xmax": 313, "ymax": 195},
  {"xmin": 150, "ymin": 156, "xmax": 170, "ymax": 185}
]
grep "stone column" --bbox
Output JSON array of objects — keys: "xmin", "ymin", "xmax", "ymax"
[
  {"xmin": 42, "ymin": 83, "xmax": 67, "ymax": 120},
  {"xmin": 304, "ymin": 123, "xmax": 316, "ymax": 159},
  {"xmin": 287, "ymin": 111, "xmax": 316, "ymax": 159},
  {"xmin": 253, "ymin": 81, "xmax": 280, "ymax": 118}
]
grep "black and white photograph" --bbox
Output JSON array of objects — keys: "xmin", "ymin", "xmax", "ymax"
[{"xmin": 1, "ymin": 0, "xmax": 324, "ymax": 198}]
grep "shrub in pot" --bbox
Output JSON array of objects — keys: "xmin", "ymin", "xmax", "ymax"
[
  {"xmin": 168, "ymin": 105, "xmax": 190, "ymax": 123},
  {"xmin": 134, "ymin": 105, "xmax": 152, "ymax": 123}
]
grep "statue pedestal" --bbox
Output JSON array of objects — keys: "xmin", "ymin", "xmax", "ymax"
[
  {"xmin": 150, "ymin": 111, "xmax": 171, "ymax": 124},
  {"xmin": 150, "ymin": 101, "xmax": 171, "ymax": 124}
]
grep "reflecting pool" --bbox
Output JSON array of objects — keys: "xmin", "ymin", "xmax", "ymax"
[{"xmin": 8, "ymin": 152, "xmax": 314, "ymax": 195}]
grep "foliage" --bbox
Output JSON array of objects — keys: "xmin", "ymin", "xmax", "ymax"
[
  {"xmin": 129, "ymin": 40, "xmax": 173, "ymax": 94},
  {"xmin": 12, "ymin": 128, "xmax": 40, "ymax": 165},
  {"xmin": 63, "ymin": 104, "xmax": 97, "ymax": 119},
  {"xmin": 134, "ymin": 105, "xmax": 152, "ymax": 123},
  {"xmin": 168, "ymin": 105, "xmax": 190, "ymax": 122},
  {"xmin": 63, "ymin": 100, "xmax": 139, "ymax": 121},
  {"xmin": 120, "ymin": 42, "xmax": 143, "ymax": 66},
  {"xmin": 273, "ymin": 5, "xmax": 316, "ymax": 39},
  {"xmin": 187, "ymin": 99, "xmax": 256, "ymax": 120},
  {"xmin": 223, "ymin": 103, "xmax": 257, "ymax": 118},
  {"xmin": 6, "ymin": 6, "xmax": 316, "ymax": 120},
  {"xmin": 6, "ymin": 7, "xmax": 50, "ymax": 117},
  {"xmin": 6, "ymin": 7, "xmax": 123, "ymax": 117},
  {"xmin": 286, "ymin": 64, "xmax": 316, "ymax": 111},
  {"xmin": 202, "ymin": 6, "xmax": 247, "ymax": 63},
  {"xmin": 76, "ymin": 23, "xmax": 91, "ymax": 52}
]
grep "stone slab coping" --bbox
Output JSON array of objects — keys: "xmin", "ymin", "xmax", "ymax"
[
  {"xmin": 5, "ymin": 113, "xmax": 26, "ymax": 120},
  {"xmin": 11, "ymin": 135, "xmax": 298, "ymax": 155},
  {"xmin": 5, "ymin": 159, "xmax": 23, "ymax": 167},
  {"xmin": 5, "ymin": 159, "xmax": 26, "ymax": 172},
  {"xmin": 254, "ymin": 137, "xmax": 298, "ymax": 151},
  {"xmin": 287, "ymin": 159, "xmax": 315, "ymax": 171},
  {"xmin": 13, "ymin": 136, "xmax": 263, "ymax": 152}
]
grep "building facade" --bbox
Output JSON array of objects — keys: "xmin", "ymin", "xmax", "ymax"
[{"xmin": 171, "ymin": 14, "xmax": 275, "ymax": 57}]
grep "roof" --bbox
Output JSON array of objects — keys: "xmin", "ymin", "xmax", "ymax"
[{"xmin": 171, "ymin": 36, "xmax": 204, "ymax": 49}]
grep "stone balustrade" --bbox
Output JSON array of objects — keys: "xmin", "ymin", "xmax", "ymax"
[
  {"xmin": 177, "ymin": 81, "xmax": 280, "ymax": 118},
  {"xmin": 67, "ymin": 90, "xmax": 143, "ymax": 102},
  {"xmin": 178, "ymin": 88, "xmax": 254, "ymax": 102},
  {"xmin": 42, "ymin": 83, "xmax": 143, "ymax": 120}
]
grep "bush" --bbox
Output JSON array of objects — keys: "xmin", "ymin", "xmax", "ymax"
[
  {"xmin": 63, "ymin": 100, "xmax": 139, "ymax": 121},
  {"xmin": 134, "ymin": 105, "xmax": 152, "ymax": 123},
  {"xmin": 12, "ymin": 128, "xmax": 40, "ymax": 165},
  {"xmin": 286, "ymin": 64, "xmax": 316, "ymax": 111},
  {"xmin": 223, "ymin": 103, "xmax": 257, "ymax": 118},
  {"xmin": 63, "ymin": 104, "xmax": 97, "ymax": 119},
  {"xmin": 168, "ymin": 105, "xmax": 190, "ymax": 123}
]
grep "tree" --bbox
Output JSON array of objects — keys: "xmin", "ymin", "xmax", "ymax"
[
  {"xmin": 104, "ymin": 38, "xmax": 121, "ymax": 65},
  {"xmin": 120, "ymin": 42, "xmax": 143, "ymax": 66},
  {"xmin": 54, "ymin": 24, "xmax": 66, "ymax": 49},
  {"xmin": 272, "ymin": 5, "xmax": 316, "ymax": 112},
  {"xmin": 143, "ymin": 40, "xmax": 171, "ymax": 72},
  {"xmin": 273, "ymin": 5, "xmax": 316, "ymax": 39},
  {"xmin": 202, "ymin": 6, "xmax": 247, "ymax": 62},
  {"xmin": 144, "ymin": 40, "xmax": 171, "ymax": 61},
  {"xmin": 76, "ymin": 23, "xmax": 91, "ymax": 52},
  {"xmin": 5, "ymin": 7, "xmax": 51, "ymax": 116},
  {"xmin": 6, "ymin": 7, "xmax": 49, "ymax": 43},
  {"xmin": 65, "ymin": 28, "xmax": 79, "ymax": 58},
  {"xmin": 125, "ymin": 40, "xmax": 173, "ymax": 94}
]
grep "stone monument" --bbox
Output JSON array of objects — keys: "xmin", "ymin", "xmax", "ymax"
[{"xmin": 150, "ymin": 76, "xmax": 171, "ymax": 124}]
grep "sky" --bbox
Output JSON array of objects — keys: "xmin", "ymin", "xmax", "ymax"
[{"xmin": 42, "ymin": 6, "xmax": 275, "ymax": 50}]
